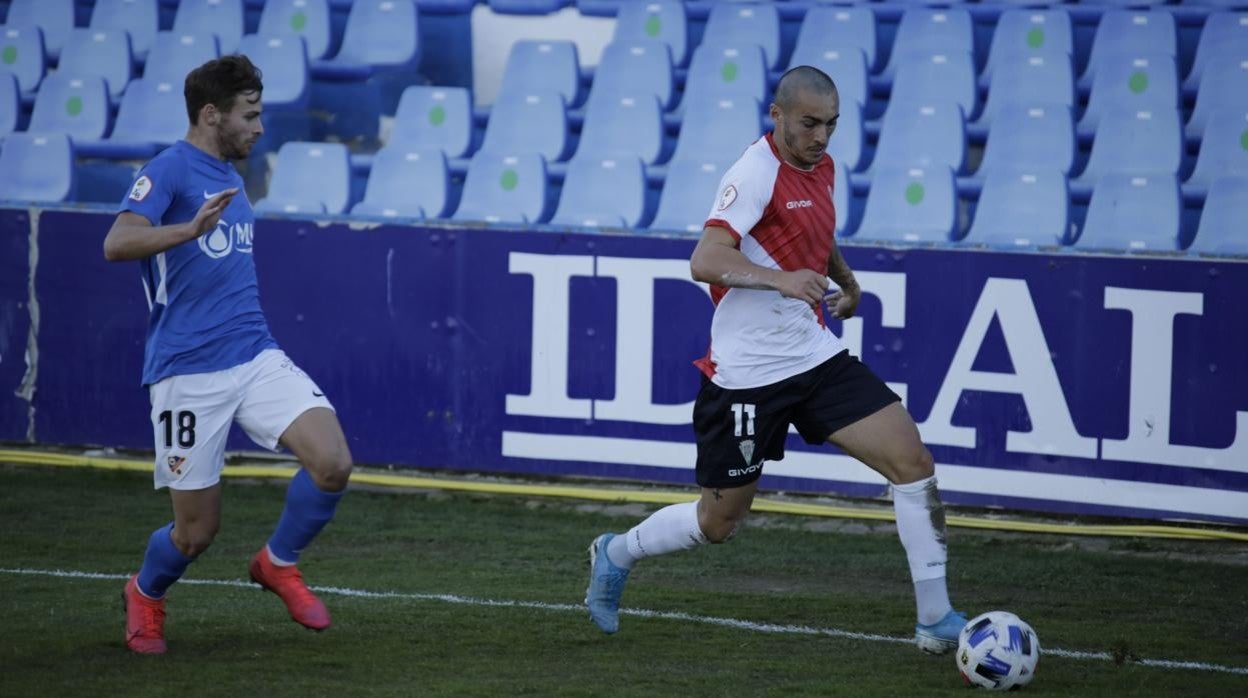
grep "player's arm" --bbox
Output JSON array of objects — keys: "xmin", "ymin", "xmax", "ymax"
[
  {"xmin": 103, "ymin": 189, "xmax": 237, "ymax": 262},
  {"xmin": 824, "ymin": 241, "xmax": 861, "ymax": 319},
  {"xmin": 690, "ymin": 225, "xmax": 828, "ymax": 306}
]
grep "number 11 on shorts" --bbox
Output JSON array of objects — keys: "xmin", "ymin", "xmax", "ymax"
[{"xmin": 732, "ymin": 403, "xmax": 756, "ymax": 437}]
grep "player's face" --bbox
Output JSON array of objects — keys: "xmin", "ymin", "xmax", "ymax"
[
  {"xmin": 216, "ymin": 90, "xmax": 264, "ymax": 161},
  {"xmin": 774, "ymin": 89, "xmax": 839, "ymax": 170}
]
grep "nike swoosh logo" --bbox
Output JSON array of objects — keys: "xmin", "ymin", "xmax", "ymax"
[
  {"xmin": 313, "ymin": 391, "xmax": 324, "ymax": 397},
  {"xmin": 204, "ymin": 190, "xmax": 230, "ymax": 199}
]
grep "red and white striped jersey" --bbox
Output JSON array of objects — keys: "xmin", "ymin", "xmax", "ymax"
[{"xmin": 696, "ymin": 133, "xmax": 845, "ymax": 389}]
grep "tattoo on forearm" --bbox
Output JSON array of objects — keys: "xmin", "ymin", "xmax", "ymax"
[{"xmin": 713, "ymin": 489, "xmax": 723, "ymax": 501}]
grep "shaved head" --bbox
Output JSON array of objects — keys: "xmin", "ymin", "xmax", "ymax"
[
  {"xmin": 774, "ymin": 65, "xmax": 837, "ymax": 112},
  {"xmin": 769, "ymin": 65, "xmax": 840, "ymax": 170}
]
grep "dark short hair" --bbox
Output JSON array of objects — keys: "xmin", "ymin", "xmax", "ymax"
[
  {"xmin": 774, "ymin": 65, "xmax": 837, "ymax": 111},
  {"xmin": 185, "ymin": 54, "xmax": 264, "ymax": 125}
]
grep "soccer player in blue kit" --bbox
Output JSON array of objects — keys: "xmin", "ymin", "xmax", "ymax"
[{"xmin": 103, "ymin": 55, "xmax": 353, "ymax": 654}]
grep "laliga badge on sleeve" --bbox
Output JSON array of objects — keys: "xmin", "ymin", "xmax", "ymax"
[
  {"xmin": 717, "ymin": 184, "xmax": 738, "ymax": 211},
  {"xmin": 129, "ymin": 175, "xmax": 153, "ymax": 202}
]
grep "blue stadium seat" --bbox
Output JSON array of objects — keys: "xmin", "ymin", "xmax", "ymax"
[
  {"xmin": 390, "ymin": 86, "xmax": 473, "ymax": 159},
  {"xmin": 590, "ymin": 41, "xmax": 673, "ymax": 109},
  {"xmin": 854, "ymin": 166, "xmax": 957, "ymax": 243},
  {"xmin": 974, "ymin": 53, "xmax": 1073, "ymax": 132},
  {"xmin": 612, "ymin": 0, "xmax": 687, "ymax": 67},
  {"xmin": 143, "ymin": 32, "xmax": 221, "ymax": 87},
  {"xmin": 174, "ymin": 0, "xmax": 244, "ymax": 56},
  {"xmin": 576, "ymin": 94, "xmax": 663, "ymax": 164},
  {"xmin": 1183, "ymin": 11, "xmax": 1248, "ymax": 95},
  {"xmin": 980, "ymin": 8, "xmax": 1073, "ymax": 89},
  {"xmin": 0, "ymin": 132, "xmax": 75, "ymax": 202},
  {"xmin": 0, "ymin": 26, "xmax": 46, "ymax": 96},
  {"xmin": 351, "ymin": 146, "xmax": 449, "ymax": 219},
  {"xmin": 238, "ymin": 34, "xmax": 309, "ymax": 108},
  {"xmin": 1076, "ymin": 107, "xmax": 1182, "ymax": 188},
  {"xmin": 670, "ymin": 96, "xmax": 760, "ymax": 166},
  {"xmin": 480, "ymin": 91, "xmax": 568, "ymax": 161},
  {"xmin": 649, "ymin": 159, "xmax": 730, "ymax": 233},
  {"xmin": 964, "ymin": 171, "xmax": 1069, "ymax": 248},
  {"xmin": 28, "ymin": 74, "xmax": 111, "ymax": 142},
  {"xmin": 978, "ymin": 104, "xmax": 1075, "ymax": 177},
  {"xmin": 890, "ymin": 51, "xmax": 977, "ymax": 122},
  {"xmin": 834, "ymin": 162, "xmax": 851, "ymax": 236},
  {"xmin": 1076, "ymin": 174, "xmax": 1180, "ymax": 252},
  {"xmin": 0, "ymin": 72, "xmax": 18, "ymax": 138},
  {"xmin": 453, "ymin": 152, "xmax": 547, "ymax": 224},
  {"xmin": 58, "ymin": 29, "xmax": 133, "ymax": 104},
  {"xmin": 497, "ymin": 40, "xmax": 581, "ymax": 106},
  {"xmin": 1078, "ymin": 10, "xmax": 1176, "ymax": 91},
  {"xmin": 333, "ymin": 0, "xmax": 420, "ymax": 69},
  {"xmin": 1078, "ymin": 53, "xmax": 1177, "ymax": 138},
  {"xmin": 882, "ymin": 8, "xmax": 973, "ymax": 79},
  {"xmin": 255, "ymin": 142, "xmax": 351, "ymax": 214},
  {"xmin": 873, "ymin": 102, "xmax": 966, "ymax": 174},
  {"xmin": 1186, "ymin": 53, "xmax": 1248, "ymax": 141},
  {"xmin": 828, "ymin": 98, "xmax": 864, "ymax": 173},
  {"xmin": 3, "ymin": 0, "xmax": 72, "ymax": 61},
  {"xmin": 794, "ymin": 6, "xmax": 877, "ymax": 74},
  {"xmin": 1184, "ymin": 110, "xmax": 1248, "ymax": 197},
  {"xmin": 551, "ymin": 156, "xmax": 646, "ymax": 228},
  {"xmin": 258, "ymin": 0, "xmax": 331, "ymax": 61},
  {"xmin": 107, "ymin": 78, "xmax": 186, "ymax": 147},
  {"xmin": 681, "ymin": 44, "xmax": 768, "ymax": 110},
  {"xmin": 1188, "ymin": 176, "xmax": 1248, "ymax": 255},
  {"xmin": 90, "ymin": 0, "xmax": 159, "ymax": 62},
  {"xmin": 703, "ymin": 2, "xmax": 781, "ymax": 71},
  {"xmin": 786, "ymin": 46, "xmax": 868, "ymax": 114}
]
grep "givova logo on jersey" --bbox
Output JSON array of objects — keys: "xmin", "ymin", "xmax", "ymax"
[{"xmin": 198, "ymin": 218, "xmax": 254, "ymax": 259}]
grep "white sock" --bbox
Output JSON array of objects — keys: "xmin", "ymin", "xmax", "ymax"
[
  {"xmin": 266, "ymin": 545, "xmax": 296, "ymax": 567},
  {"xmin": 892, "ymin": 476, "xmax": 953, "ymax": 625},
  {"xmin": 606, "ymin": 501, "xmax": 707, "ymax": 569}
]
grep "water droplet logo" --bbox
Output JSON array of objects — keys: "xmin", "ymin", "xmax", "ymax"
[{"xmin": 199, "ymin": 220, "xmax": 233, "ymax": 258}]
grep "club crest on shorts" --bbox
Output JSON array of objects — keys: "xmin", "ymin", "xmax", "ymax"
[
  {"xmin": 738, "ymin": 439, "xmax": 755, "ymax": 465},
  {"xmin": 167, "ymin": 455, "xmax": 185, "ymax": 475}
]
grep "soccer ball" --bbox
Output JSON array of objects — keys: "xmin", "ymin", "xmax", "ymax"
[{"xmin": 956, "ymin": 611, "xmax": 1040, "ymax": 691}]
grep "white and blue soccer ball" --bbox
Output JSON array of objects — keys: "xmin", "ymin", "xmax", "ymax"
[{"xmin": 956, "ymin": 611, "xmax": 1040, "ymax": 691}]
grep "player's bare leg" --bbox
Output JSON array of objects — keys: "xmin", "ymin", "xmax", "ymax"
[
  {"xmin": 586, "ymin": 480, "xmax": 759, "ymax": 633},
  {"xmin": 827, "ymin": 402, "xmax": 966, "ymax": 653},
  {"xmin": 124, "ymin": 484, "xmax": 222, "ymax": 654},
  {"xmin": 250, "ymin": 407, "xmax": 352, "ymax": 631}
]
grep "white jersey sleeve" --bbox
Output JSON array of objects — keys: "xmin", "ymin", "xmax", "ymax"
[{"xmin": 703, "ymin": 143, "xmax": 777, "ymax": 240}]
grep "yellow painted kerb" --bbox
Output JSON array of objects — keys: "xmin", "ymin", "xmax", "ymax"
[{"xmin": 2, "ymin": 448, "xmax": 1244, "ymax": 543}]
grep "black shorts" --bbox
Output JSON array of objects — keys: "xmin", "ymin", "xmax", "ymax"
[{"xmin": 692, "ymin": 350, "xmax": 901, "ymax": 489}]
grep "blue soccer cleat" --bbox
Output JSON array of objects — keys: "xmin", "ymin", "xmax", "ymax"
[
  {"xmin": 915, "ymin": 609, "xmax": 968, "ymax": 654},
  {"xmin": 585, "ymin": 533, "xmax": 630, "ymax": 634}
]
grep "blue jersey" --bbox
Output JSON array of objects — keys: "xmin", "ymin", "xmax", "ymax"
[{"xmin": 121, "ymin": 140, "xmax": 276, "ymax": 385}]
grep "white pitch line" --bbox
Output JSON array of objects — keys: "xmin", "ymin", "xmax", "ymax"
[{"xmin": 4, "ymin": 567, "xmax": 1247, "ymax": 677}]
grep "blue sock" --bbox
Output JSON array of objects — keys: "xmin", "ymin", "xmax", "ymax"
[
  {"xmin": 136, "ymin": 523, "xmax": 194, "ymax": 599},
  {"xmin": 267, "ymin": 469, "xmax": 344, "ymax": 564}
]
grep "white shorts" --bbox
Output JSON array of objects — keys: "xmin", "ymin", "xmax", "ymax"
[{"xmin": 148, "ymin": 348, "xmax": 334, "ymax": 490}]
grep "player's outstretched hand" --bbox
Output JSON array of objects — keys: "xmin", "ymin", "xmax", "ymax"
[
  {"xmin": 776, "ymin": 269, "xmax": 829, "ymax": 307},
  {"xmin": 190, "ymin": 188, "xmax": 239, "ymax": 238},
  {"xmin": 825, "ymin": 284, "xmax": 861, "ymax": 320}
]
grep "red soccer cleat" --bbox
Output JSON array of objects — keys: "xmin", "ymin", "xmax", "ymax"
[
  {"xmin": 123, "ymin": 575, "xmax": 168, "ymax": 654},
  {"xmin": 249, "ymin": 548, "xmax": 331, "ymax": 631}
]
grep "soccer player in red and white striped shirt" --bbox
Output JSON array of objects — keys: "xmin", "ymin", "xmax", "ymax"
[{"xmin": 586, "ymin": 66, "xmax": 967, "ymax": 654}]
